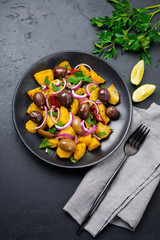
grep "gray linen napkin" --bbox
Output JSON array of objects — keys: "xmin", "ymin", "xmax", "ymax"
[{"xmin": 64, "ymin": 103, "xmax": 160, "ymax": 237}]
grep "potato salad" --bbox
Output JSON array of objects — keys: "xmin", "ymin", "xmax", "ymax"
[{"xmin": 25, "ymin": 61, "xmax": 120, "ymax": 163}]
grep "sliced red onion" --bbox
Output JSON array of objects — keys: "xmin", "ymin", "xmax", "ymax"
[
  {"xmin": 71, "ymin": 90, "xmax": 87, "ymax": 99},
  {"xmin": 50, "ymin": 107, "xmax": 61, "ymax": 124},
  {"xmin": 80, "ymin": 99, "xmax": 99, "ymax": 114},
  {"xmin": 55, "ymin": 79, "xmax": 61, "ymax": 87},
  {"xmin": 85, "ymin": 83, "xmax": 98, "ymax": 97},
  {"xmin": 46, "ymin": 95, "xmax": 51, "ymax": 110},
  {"xmin": 92, "ymin": 81, "xmax": 99, "ymax": 87},
  {"xmin": 55, "ymin": 133, "xmax": 74, "ymax": 140},
  {"xmin": 41, "ymin": 85, "xmax": 48, "ymax": 91},
  {"xmin": 71, "ymin": 80, "xmax": 82, "ymax": 90},
  {"xmin": 96, "ymin": 99, "xmax": 103, "ymax": 105},
  {"xmin": 93, "ymin": 134, "xmax": 101, "ymax": 141},
  {"xmin": 75, "ymin": 135, "xmax": 78, "ymax": 145},
  {"xmin": 82, "ymin": 124, "xmax": 97, "ymax": 137},
  {"xmin": 80, "ymin": 120, "xmax": 89, "ymax": 132},
  {"xmin": 74, "ymin": 63, "xmax": 92, "ymax": 70},
  {"xmin": 35, "ymin": 106, "xmax": 47, "ymax": 129},
  {"xmin": 55, "ymin": 112, "xmax": 73, "ymax": 130},
  {"xmin": 50, "ymin": 78, "xmax": 66, "ymax": 95}
]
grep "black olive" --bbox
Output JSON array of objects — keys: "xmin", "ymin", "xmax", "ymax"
[
  {"xmin": 29, "ymin": 111, "xmax": 43, "ymax": 124},
  {"xmin": 33, "ymin": 92, "xmax": 45, "ymax": 107},
  {"xmin": 78, "ymin": 103, "xmax": 90, "ymax": 120},
  {"xmin": 106, "ymin": 106, "xmax": 119, "ymax": 120},
  {"xmin": 53, "ymin": 66, "xmax": 67, "ymax": 78},
  {"xmin": 98, "ymin": 87, "xmax": 110, "ymax": 103},
  {"xmin": 59, "ymin": 90, "xmax": 73, "ymax": 108}
]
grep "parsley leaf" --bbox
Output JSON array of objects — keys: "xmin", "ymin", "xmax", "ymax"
[
  {"xmin": 49, "ymin": 127, "xmax": 57, "ymax": 133},
  {"xmin": 39, "ymin": 138, "xmax": 52, "ymax": 148},
  {"xmin": 45, "ymin": 147, "xmax": 51, "ymax": 154},
  {"xmin": 68, "ymin": 70, "xmax": 92, "ymax": 84},
  {"xmin": 44, "ymin": 76, "xmax": 50, "ymax": 85},
  {"xmin": 56, "ymin": 120, "xmax": 63, "ymax": 127},
  {"xmin": 52, "ymin": 83, "xmax": 61, "ymax": 92},
  {"xmin": 97, "ymin": 131, "xmax": 106, "ymax": 138},
  {"xmin": 86, "ymin": 113, "xmax": 97, "ymax": 127},
  {"xmin": 70, "ymin": 156, "xmax": 78, "ymax": 163}
]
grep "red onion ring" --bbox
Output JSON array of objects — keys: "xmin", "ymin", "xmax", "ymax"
[
  {"xmin": 55, "ymin": 79, "xmax": 61, "ymax": 87},
  {"xmin": 41, "ymin": 85, "xmax": 48, "ymax": 91},
  {"xmin": 74, "ymin": 63, "xmax": 92, "ymax": 70},
  {"xmin": 55, "ymin": 112, "xmax": 73, "ymax": 130},
  {"xmin": 50, "ymin": 78, "xmax": 66, "ymax": 95},
  {"xmin": 95, "ymin": 100, "xmax": 103, "ymax": 105},
  {"xmin": 93, "ymin": 134, "xmax": 101, "ymax": 141},
  {"xmin": 70, "ymin": 80, "xmax": 82, "ymax": 90},
  {"xmin": 80, "ymin": 99, "xmax": 99, "ymax": 114},
  {"xmin": 35, "ymin": 106, "xmax": 47, "ymax": 129},
  {"xmin": 85, "ymin": 83, "xmax": 98, "ymax": 97},
  {"xmin": 50, "ymin": 107, "xmax": 61, "ymax": 124},
  {"xmin": 55, "ymin": 133, "xmax": 74, "ymax": 140},
  {"xmin": 71, "ymin": 90, "xmax": 87, "ymax": 99},
  {"xmin": 80, "ymin": 120, "xmax": 89, "ymax": 132},
  {"xmin": 82, "ymin": 124, "xmax": 97, "ymax": 137},
  {"xmin": 46, "ymin": 95, "xmax": 51, "ymax": 110}
]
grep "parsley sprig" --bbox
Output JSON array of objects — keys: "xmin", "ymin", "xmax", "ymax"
[
  {"xmin": 90, "ymin": 0, "xmax": 160, "ymax": 65},
  {"xmin": 68, "ymin": 70, "xmax": 92, "ymax": 84}
]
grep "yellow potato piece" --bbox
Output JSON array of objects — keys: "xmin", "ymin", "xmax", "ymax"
[
  {"xmin": 26, "ymin": 102, "xmax": 41, "ymax": 114},
  {"xmin": 90, "ymin": 69, "xmax": 105, "ymax": 84},
  {"xmin": 59, "ymin": 106, "xmax": 69, "ymax": 125},
  {"xmin": 34, "ymin": 69, "xmax": 54, "ymax": 86},
  {"xmin": 58, "ymin": 61, "xmax": 72, "ymax": 70},
  {"xmin": 56, "ymin": 147, "xmax": 73, "ymax": 158},
  {"xmin": 78, "ymin": 65, "xmax": 90, "ymax": 76},
  {"xmin": 71, "ymin": 99, "xmax": 79, "ymax": 115},
  {"xmin": 59, "ymin": 126, "xmax": 76, "ymax": 138},
  {"xmin": 89, "ymin": 87, "xmax": 99, "ymax": 103},
  {"xmin": 25, "ymin": 120, "xmax": 38, "ymax": 133},
  {"xmin": 74, "ymin": 143, "xmax": 86, "ymax": 161},
  {"xmin": 47, "ymin": 138, "xmax": 59, "ymax": 148},
  {"xmin": 88, "ymin": 137, "xmax": 101, "ymax": 151},
  {"xmin": 77, "ymin": 134, "xmax": 92, "ymax": 146},
  {"xmin": 95, "ymin": 122, "xmax": 112, "ymax": 139},
  {"xmin": 98, "ymin": 104, "xmax": 110, "ymax": 124},
  {"xmin": 107, "ymin": 84, "xmax": 120, "ymax": 105}
]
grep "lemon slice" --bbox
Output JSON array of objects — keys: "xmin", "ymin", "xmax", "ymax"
[
  {"xmin": 132, "ymin": 84, "xmax": 156, "ymax": 102},
  {"xmin": 130, "ymin": 60, "xmax": 144, "ymax": 85}
]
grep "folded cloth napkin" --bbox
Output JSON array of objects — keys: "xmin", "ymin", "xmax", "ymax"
[{"xmin": 64, "ymin": 103, "xmax": 160, "ymax": 237}]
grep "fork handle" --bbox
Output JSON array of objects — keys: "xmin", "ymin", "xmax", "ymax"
[{"xmin": 77, "ymin": 154, "xmax": 128, "ymax": 235}]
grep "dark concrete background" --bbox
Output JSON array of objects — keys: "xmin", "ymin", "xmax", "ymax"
[{"xmin": 0, "ymin": 0, "xmax": 160, "ymax": 239}]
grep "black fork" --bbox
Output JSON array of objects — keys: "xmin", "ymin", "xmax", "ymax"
[{"xmin": 77, "ymin": 124, "xmax": 150, "ymax": 235}]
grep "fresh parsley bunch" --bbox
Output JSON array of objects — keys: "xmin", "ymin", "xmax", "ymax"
[{"xmin": 90, "ymin": 0, "xmax": 160, "ymax": 65}]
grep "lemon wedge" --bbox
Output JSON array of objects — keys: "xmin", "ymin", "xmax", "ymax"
[
  {"xmin": 130, "ymin": 60, "xmax": 144, "ymax": 85},
  {"xmin": 132, "ymin": 84, "xmax": 156, "ymax": 102}
]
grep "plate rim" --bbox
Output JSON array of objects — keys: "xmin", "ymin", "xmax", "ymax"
[{"xmin": 12, "ymin": 50, "xmax": 133, "ymax": 169}]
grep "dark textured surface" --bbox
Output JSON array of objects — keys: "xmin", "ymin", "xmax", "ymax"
[{"xmin": 0, "ymin": 0, "xmax": 160, "ymax": 239}]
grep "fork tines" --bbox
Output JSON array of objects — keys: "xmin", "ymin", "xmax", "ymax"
[{"xmin": 127, "ymin": 124, "xmax": 150, "ymax": 149}]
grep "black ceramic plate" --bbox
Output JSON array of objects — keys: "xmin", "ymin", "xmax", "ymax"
[{"xmin": 13, "ymin": 51, "xmax": 132, "ymax": 168}]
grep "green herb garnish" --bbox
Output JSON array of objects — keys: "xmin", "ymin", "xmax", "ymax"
[
  {"xmin": 68, "ymin": 70, "xmax": 93, "ymax": 84},
  {"xmin": 97, "ymin": 131, "xmax": 106, "ymax": 138},
  {"xmin": 44, "ymin": 76, "xmax": 50, "ymax": 84},
  {"xmin": 52, "ymin": 83, "xmax": 61, "ymax": 92},
  {"xmin": 39, "ymin": 138, "xmax": 52, "ymax": 148},
  {"xmin": 90, "ymin": 87, "xmax": 95, "ymax": 93},
  {"xmin": 62, "ymin": 64, "xmax": 68, "ymax": 69},
  {"xmin": 100, "ymin": 84, "xmax": 107, "ymax": 88},
  {"xmin": 90, "ymin": 0, "xmax": 160, "ymax": 65},
  {"xmin": 46, "ymin": 147, "xmax": 51, "ymax": 154},
  {"xmin": 70, "ymin": 156, "xmax": 78, "ymax": 163},
  {"xmin": 49, "ymin": 127, "xmax": 57, "ymax": 133},
  {"xmin": 56, "ymin": 120, "xmax": 63, "ymax": 127},
  {"xmin": 52, "ymin": 111, "xmax": 58, "ymax": 116},
  {"xmin": 86, "ymin": 113, "xmax": 97, "ymax": 127}
]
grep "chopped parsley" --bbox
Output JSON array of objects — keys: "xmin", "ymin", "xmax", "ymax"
[
  {"xmin": 68, "ymin": 70, "xmax": 92, "ymax": 84},
  {"xmin": 56, "ymin": 120, "xmax": 63, "ymax": 127},
  {"xmin": 44, "ymin": 76, "xmax": 50, "ymax": 85},
  {"xmin": 39, "ymin": 138, "xmax": 52, "ymax": 148},
  {"xmin": 86, "ymin": 113, "xmax": 97, "ymax": 127},
  {"xmin": 70, "ymin": 156, "xmax": 78, "ymax": 163},
  {"xmin": 45, "ymin": 147, "xmax": 51, "ymax": 154},
  {"xmin": 97, "ymin": 131, "xmax": 106, "ymax": 138},
  {"xmin": 49, "ymin": 127, "xmax": 57, "ymax": 134},
  {"xmin": 52, "ymin": 83, "xmax": 61, "ymax": 92}
]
